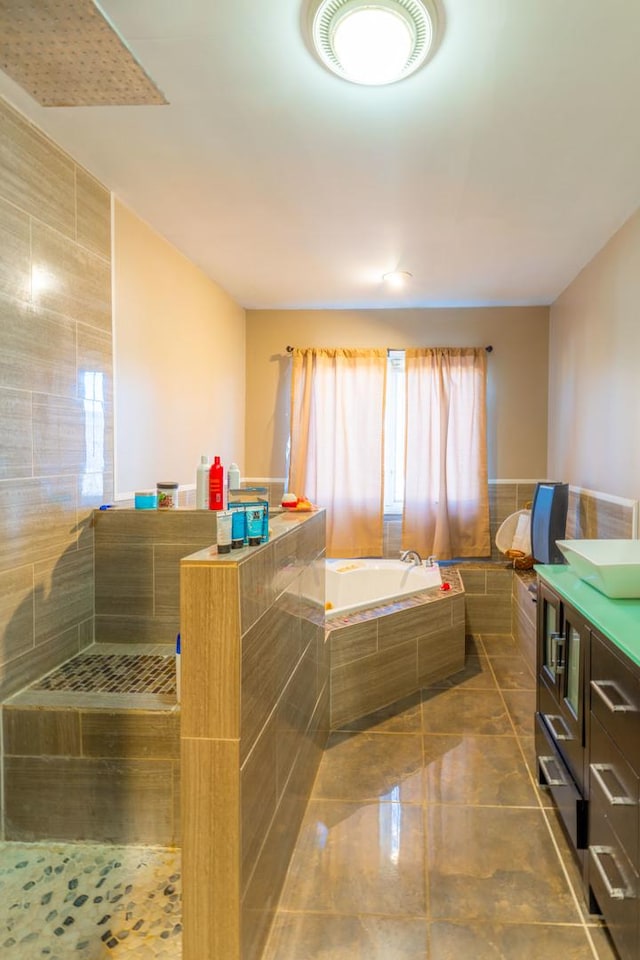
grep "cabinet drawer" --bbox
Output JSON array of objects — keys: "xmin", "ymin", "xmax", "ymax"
[
  {"xmin": 589, "ymin": 815, "xmax": 639, "ymax": 960},
  {"xmin": 590, "ymin": 713, "xmax": 639, "ymax": 873},
  {"xmin": 536, "ymin": 712, "xmax": 587, "ymax": 850},
  {"xmin": 538, "ymin": 680, "xmax": 585, "ymax": 792},
  {"xmin": 591, "ymin": 632, "xmax": 640, "ymax": 773}
]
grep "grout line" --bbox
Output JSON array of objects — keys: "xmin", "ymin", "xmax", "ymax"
[
  {"xmin": 538, "ymin": 804, "xmax": 602, "ymax": 959},
  {"xmin": 483, "ymin": 634, "xmax": 604, "ymax": 960}
]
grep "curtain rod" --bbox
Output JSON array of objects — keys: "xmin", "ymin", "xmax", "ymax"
[{"xmin": 285, "ymin": 344, "xmax": 494, "ymax": 353}]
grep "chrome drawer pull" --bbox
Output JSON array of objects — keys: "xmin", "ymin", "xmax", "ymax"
[
  {"xmin": 591, "ymin": 845, "xmax": 631, "ymax": 901},
  {"xmin": 591, "ymin": 680, "xmax": 636, "ymax": 714},
  {"xmin": 539, "ymin": 754, "xmax": 568, "ymax": 787},
  {"xmin": 544, "ymin": 712, "xmax": 572, "ymax": 741},
  {"xmin": 590, "ymin": 763, "xmax": 636, "ymax": 807},
  {"xmin": 549, "ymin": 633, "xmax": 565, "ymax": 672}
]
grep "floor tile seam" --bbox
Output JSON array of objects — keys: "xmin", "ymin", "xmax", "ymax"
[
  {"xmin": 310, "ymin": 794, "xmax": 426, "ymax": 805},
  {"xmin": 423, "ymin": 801, "xmax": 432, "ymax": 923},
  {"xmin": 484, "ymin": 656, "xmax": 526, "ymax": 741},
  {"xmin": 421, "ymin": 683, "xmax": 503, "ymax": 694},
  {"xmin": 305, "ymin": 796, "xmax": 426, "ymax": 808},
  {"xmin": 512, "ymin": 727, "xmax": 548, "ymax": 813},
  {"xmin": 270, "ymin": 907, "xmax": 428, "ymax": 919},
  {"xmin": 330, "ymin": 729, "xmax": 423, "ymax": 738},
  {"xmin": 422, "ymin": 800, "xmax": 543, "ymax": 810},
  {"xmin": 421, "ymin": 730, "xmax": 521, "ymax": 739},
  {"xmin": 422, "ymin": 729, "xmax": 523, "ymax": 738},
  {"xmin": 582, "ymin": 923, "xmax": 606, "ymax": 960},
  {"xmin": 426, "ymin": 917, "xmax": 598, "ymax": 928},
  {"xmin": 484, "ymin": 661, "xmax": 537, "ymax": 692},
  {"xmin": 538, "ymin": 802, "xmax": 599, "ymax": 955},
  {"xmin": 484, "ymin": 651, "xmax": 529, "ymax": 661}
]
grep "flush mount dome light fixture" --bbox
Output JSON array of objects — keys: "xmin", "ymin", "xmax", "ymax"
[
  {"xmin": 383, "ymin": 270, "xmax": 413, "ymax": 287},
  {"xmin": 311, "ymin": 0, "xmax": 437, "ymax": 86}
]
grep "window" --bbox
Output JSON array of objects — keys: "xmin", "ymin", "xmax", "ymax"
[
  {"xmin": 289, "ymin": 345, "xmax": 489, "ymax": 559},
  {"xmin": 383, "ymin": 350, "xmax": 405, "ymax": 514}
]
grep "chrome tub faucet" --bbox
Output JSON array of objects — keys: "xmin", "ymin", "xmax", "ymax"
[{"xmin": 400, "ymin": 549, "xmax": 422, "ymax": 565}]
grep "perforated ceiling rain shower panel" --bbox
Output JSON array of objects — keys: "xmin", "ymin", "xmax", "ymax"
[{"xmin": 0, "ymin": 0, "xmax": 167, "ymax": 106}]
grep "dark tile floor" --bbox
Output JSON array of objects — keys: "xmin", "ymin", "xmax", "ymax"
[
  {"xmin": 0, "ymin": 634, "xmax": 623, "ymax": 959},
  {"xmin": 262, "ymin": 633, "xmax": 620, "ymax": 960}
]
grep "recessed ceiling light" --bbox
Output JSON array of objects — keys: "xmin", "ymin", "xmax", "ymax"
[
  {"xmin": 310, "ymin": 0, "xmax": 437, "ymax": 86},
  {"xmin": 382, "ymin": 270, "xmax": 413, "ymax": 287}
]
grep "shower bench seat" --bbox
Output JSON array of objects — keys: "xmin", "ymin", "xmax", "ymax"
[{"xmin": 2, "ymin": 643, "xmax": 180, "ymax": 846}]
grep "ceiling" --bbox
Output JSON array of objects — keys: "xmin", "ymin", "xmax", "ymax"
[{"xmin": 1, "ymin": 0, "xmax": 640, "ymax": 310}]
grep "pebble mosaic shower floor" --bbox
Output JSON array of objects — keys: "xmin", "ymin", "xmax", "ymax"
[{"xmin": 0, "ymin": 841, "xmax": 181, "ymax": 959}]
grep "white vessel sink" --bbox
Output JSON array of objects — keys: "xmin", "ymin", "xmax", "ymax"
[{"xmin": 556, "ymin": 539, "xmax": 640, "ymax": 598}]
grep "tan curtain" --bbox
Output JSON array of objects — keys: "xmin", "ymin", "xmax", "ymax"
[
  {"xmin": 289, "ymin": 348, "xmax": 387, "ymax": 558},
  {"xmin": 402, "ymin": 347, "xmax": 490, "ymax": 560}
]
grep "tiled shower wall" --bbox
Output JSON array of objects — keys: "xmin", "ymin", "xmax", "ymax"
[{"xmin": 0, "ymin": 97, "xmax": 112, "ymax": 823}]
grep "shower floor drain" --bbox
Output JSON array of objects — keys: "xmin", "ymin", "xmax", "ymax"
[{"xmin": 32, "ymin": 654, "xmax": 176, "ymax": 695}]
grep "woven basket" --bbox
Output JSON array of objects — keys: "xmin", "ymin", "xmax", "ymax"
[
  {"xmin": 504, "ymin": 548, "xmax": 534, "ymax": 570},
  {"xmin": 496, "ymin": 509, "xmax": 534, "ymax": 570}
]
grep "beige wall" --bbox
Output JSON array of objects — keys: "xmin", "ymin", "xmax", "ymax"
[
  {"xmin": 245, "ymin": 307, "xmax": 550, "ymax": 481},
  {"xmin": 548, "ymin": 208, "xmax": 640, "ymax": 501},
  {"xmin": 113, "ymin": 200, "xmax": 246, "ymax": 496}
]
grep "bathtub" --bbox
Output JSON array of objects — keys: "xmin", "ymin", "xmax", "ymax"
[{"xmin": 324, "ymin": 558, "xmax": 441, "ymax": 618}]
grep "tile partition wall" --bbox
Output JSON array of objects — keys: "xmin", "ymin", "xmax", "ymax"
[
  {"xmin": 180, "ymin": 510, "xmax": 328, "ymax": 960},
  {"xmin": 93, "ymin": 508, "xmax": 218, "ymax": 644},
  {"xmin": 0, "ymin": 97, "xmax": 112, "ymax": 830}
]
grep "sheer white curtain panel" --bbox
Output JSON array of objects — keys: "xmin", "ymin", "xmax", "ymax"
[
  {"xmin": 289, "ymin": 348, "xmax": 387, "ymax": 558},
  {"xmin": 402, "ymin": 347, "xmax": 490, "ymax": 560}
]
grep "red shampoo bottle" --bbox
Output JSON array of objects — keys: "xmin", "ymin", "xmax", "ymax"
[{"xmin": 209, "ymin": 456, "xmax": 224, "ymax": 510}]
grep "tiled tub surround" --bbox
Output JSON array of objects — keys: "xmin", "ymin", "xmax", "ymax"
[
  {"xmin": 328, "ymin": 568, "xmax": 465, "ymax": 728},
  {"xmin": 2, "ymin": 643, "xmax": 180, "ymax": 846},
  {"xmin": 180, "ymin": 509, "xmax": 328, "ymax": 960}
]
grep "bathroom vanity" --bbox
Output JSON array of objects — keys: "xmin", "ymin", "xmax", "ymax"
[{"xmin": 536, "ymin": 565, "xmax": 640, "ymax": 960}]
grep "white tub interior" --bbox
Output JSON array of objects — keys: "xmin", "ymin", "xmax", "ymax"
[{"xmin": 315, "ymin": 558, "xmax": 442, "ymax": 618}]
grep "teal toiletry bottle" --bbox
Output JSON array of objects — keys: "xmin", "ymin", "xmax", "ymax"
[{"xmin": 196, "ymin": 455, "xmax": 209, "ymax": 509}]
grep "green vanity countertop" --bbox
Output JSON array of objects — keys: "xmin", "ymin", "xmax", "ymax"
[{"xmin": 536, "ymin": 564, "xmax": 640, "ymax": 668}]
